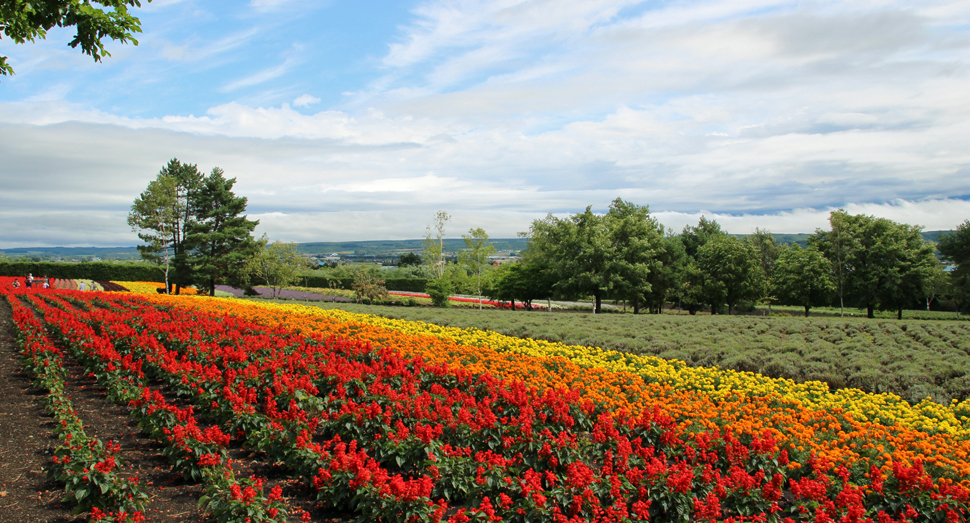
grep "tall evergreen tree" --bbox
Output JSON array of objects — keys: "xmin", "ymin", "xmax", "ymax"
[{"xmin": 186, "ymin": 168, "xmax": 259, "ymax": 296}]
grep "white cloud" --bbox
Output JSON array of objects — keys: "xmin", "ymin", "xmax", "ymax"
[
  {"xmin": 249, "ymin": 0, "xmax": 294, "ymax": 11},
  {"xmin": 156, "ymin": 28, "xmax": 261, "ymax": 63},
  {"xmin": 222, "ymin": 58, "xmax": 299, "ymax": 92},
  {"xmin": 2, "ymin": 0, "xmax": 970, "ymax": 247},
  {"xmin": 293, "ymin": 94, "xmax": 320, "ymax": 107}
]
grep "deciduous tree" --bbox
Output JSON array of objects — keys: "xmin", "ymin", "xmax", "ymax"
[
  {"xmin": 486, "ymin": 260, "xmax": 554, "ymax": 311},
  {"xmin": 127, "ymin": 173, "xmax": 178, "ymax": 293},
  {"xmin": 939, "ymin": 219, "xmax": 970, "ymax": 312},
  {"xmin": 527, "ymin": 207, "xmax": 618, "ymax": 313},
  {"xmin": 811, "ymin": 211, "xmax": 939, "ymax": 318},
  {"xmin": 247, "ymin": 239, "xmax": 310, "ymax": 298},
  {"xmin": 680, "ymin": 216, "xmax": 725, "ymax": 259},
  {"xmin": 643, "ymin": 232, "xmax": 686, "ymax": 314},
  {"xmin": 605, "ymin": 198, "xmax": 663, "ymax": 314},
  {"xmin": 772, "ymin": 244, "xmax": 833, "ymax": 317},
  {"xmin": 1, "ymin": 0, "xmax": 151, "ymax": 77},
  {"xmin": 351, "ymin": 269, "xmax": 389, "ymax": 304},
  {"xmin": 696, "ymin": 235, "xmax": 765, "ymax": 315},
  {"xmin": 459, "ymin": 227, "xmax": 496, "ymax": 310},
  {"xmin": 423, "ymin": 211, "xmax": 450, "ymax": 279},
  {"xmin": 397, "ymin": 252, "xmax": 422, "ymax": 267},
  {"xmin": 749, "ymin": 228, "xmax": 780, "ymax": 313}
]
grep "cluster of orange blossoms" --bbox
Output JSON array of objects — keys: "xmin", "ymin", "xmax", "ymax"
[{"xmin": 142, "ymin": 294, "xmax": 970, "ymax": 489}]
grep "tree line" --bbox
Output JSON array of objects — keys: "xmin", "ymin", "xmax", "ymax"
[{"xmin": 423, "ymin": 199, "xmax": 969, "ymax": 318}]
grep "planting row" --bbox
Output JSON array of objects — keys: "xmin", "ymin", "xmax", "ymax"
[
  {"xmin": 141, "ymin": 295, "xmax": 970, "ymax": 483},
  {"xmin": 6, "ymin": 293, "xmax": 148, "ymax": 522},
  {"xmin": 7, "ymin": 287, "xmax": 967, "ymax": 521},
  {"xmin": 5, "ymin": 289, "xmax": 290, "ymax": 523}
]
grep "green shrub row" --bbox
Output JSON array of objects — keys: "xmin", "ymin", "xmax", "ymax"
[{"xmin": 0, "ymin": 261, "xmax": 165, "ymax": 282}]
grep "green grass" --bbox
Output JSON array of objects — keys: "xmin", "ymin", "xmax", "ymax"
[{"xmin": 275, "ymin": 300, "xmax": 970, "ymax": 406}]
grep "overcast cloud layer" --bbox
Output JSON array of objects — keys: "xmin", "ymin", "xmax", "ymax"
[{"xmin": 1, "ymin": 0, "xmax": 969, "ymax": 248}]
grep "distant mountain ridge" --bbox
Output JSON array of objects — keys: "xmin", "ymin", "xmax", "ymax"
[{"xmin": 0, "ymin": 231, "xmax": 950, "ymax": 260}]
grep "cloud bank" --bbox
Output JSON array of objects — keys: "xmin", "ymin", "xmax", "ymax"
[{"xmin": 1, "ymin": 0, "xmax": 968, "ymax": 248}]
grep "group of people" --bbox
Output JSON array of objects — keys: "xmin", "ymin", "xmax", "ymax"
[
  {"xmin": 10, "ymin": 273, "xmax": 51, "ymax": 289},
  {"xmin": 9, "ymin": 274, "xmax": 94, "ymax": 291}
]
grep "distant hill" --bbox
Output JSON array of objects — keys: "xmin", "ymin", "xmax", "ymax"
[
  {"xmin": 2, "ymin": 231, "xmax": 951, "ymax": 260},
  {"xmin": 298, "ymin": 238, "xmax": 529, "ymax": 256},
  {"xmin": 0, "ymin": 246, "xmax": 142, "ymax": 260}
]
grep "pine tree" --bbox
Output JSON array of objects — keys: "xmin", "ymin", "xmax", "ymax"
[{"xmin": 186, "ymin": 168, "xmax": 259, "ymax": 296}]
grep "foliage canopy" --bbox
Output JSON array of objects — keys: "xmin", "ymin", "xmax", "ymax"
[{"xmin": 0, "ymin": 0, "xmax": 151, "ymax": 76}]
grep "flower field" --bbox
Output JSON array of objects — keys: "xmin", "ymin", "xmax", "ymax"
[
  {"xmin": 2, "ymin": 279, "xmax": 970, "ymax": 522},
  {"xmin": 388, "ymin": 291, "xmax": 544, "ymax": 310}
]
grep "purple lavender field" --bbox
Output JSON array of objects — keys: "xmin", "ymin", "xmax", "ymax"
[{"xmin": 216, "ymin": 285, "xmax": 352, "ymax": 302}]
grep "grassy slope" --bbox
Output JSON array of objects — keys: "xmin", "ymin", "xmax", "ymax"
[{"xmin": 275, "ymin": 300, "xmax": 970, "ymax": 405}]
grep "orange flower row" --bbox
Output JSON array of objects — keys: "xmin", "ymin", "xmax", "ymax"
[{"xmin": 142, "ymin": 295, "xmax": 970, "ymax": 484}]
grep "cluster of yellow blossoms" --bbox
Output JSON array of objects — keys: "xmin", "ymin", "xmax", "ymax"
[
  {"xmin": 111, "ymin": 281, "xmax": 202, "ymax": 295},
  {"xmin": 141, "ymin": 294, "xmax": 970, "ymax": 482}
]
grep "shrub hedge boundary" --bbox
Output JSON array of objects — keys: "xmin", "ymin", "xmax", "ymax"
[
  {"xmin": 0, "ymin": 261, "xmax": 166, "ymax": 282},
  {"xmin": 0, "ymin": 262, "xmax": 430, "ymax": 292}
]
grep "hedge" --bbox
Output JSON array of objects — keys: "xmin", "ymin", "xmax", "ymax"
[
  {"xmin": 0, "ymin": 261, "xmax": 165, "ymax": 282},
  {"xmin": 0, "ymin": 262, "xmax": 428, "ymax": 293}
]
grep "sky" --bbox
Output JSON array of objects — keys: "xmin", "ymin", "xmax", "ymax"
[{"xmin": 1, "ymin": 0, "xmax": 969, "ymax": 248}]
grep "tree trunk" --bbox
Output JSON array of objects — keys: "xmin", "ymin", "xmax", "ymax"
[
  {"xmin": 633, "ymin": 296, "xmax": 640, "ymax": 315},
  {"xmin": 164, "ymin": 255, "xmax": 171, "ymax": 295},
  {"xmin": 510, "ymin": 298, "xmax": 515, "ymax": 311},
  {"xmin": 897, "ymin": 307, "xmax": 903, "ymax": 320},
  {"xmin": 867, "ymin": 305, "xmax": 874, "ymax": 318},
  {"xmin": 594, "ymin": 293, "xmax": 602, "ymax": 314},
  {"xmin": 804, "ymin": 305, "xmax": 810, "ymax": 317}
]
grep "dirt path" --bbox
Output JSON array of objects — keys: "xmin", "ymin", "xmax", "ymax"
[
  {"xmin": 0, "ymin": 296, "xmax": 207, "ymax": 522},
  {"xmin": 0, "ymin": 296, "xmax": 81, "ymax": 522}
]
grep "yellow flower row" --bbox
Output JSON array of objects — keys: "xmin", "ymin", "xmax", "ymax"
[
  {"xmin": 112, "ymin": 281, "xmax": 202, "ymax": 295},
  {"xmin": 136, "ymin": 294, "xmax": 970, "ymax": 479},
  {"xmin": 247, "ymin": 301, "xmax": 970, "ymax": 439}
]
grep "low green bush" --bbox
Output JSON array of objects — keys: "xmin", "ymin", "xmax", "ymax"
[{"xmin": 0, "ymin": 260, "xmax": 165, "ymax": 282}]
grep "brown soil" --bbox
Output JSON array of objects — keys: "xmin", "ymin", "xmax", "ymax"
[
  {"xmin": 0, "ymin": 295, "xmax": 351, "ymax": 523},
  {"xmin": 0, "ymin": 297, "xmax": 206, "ymax": 522}
]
